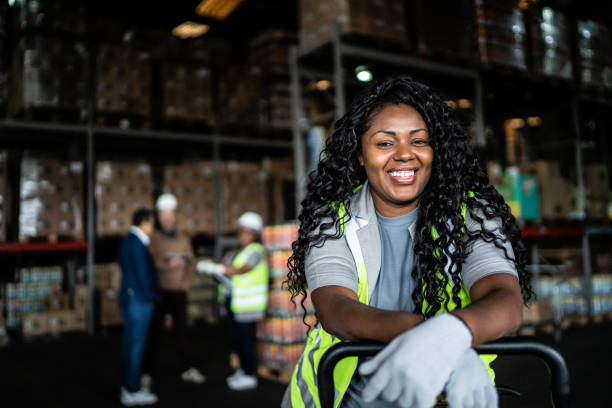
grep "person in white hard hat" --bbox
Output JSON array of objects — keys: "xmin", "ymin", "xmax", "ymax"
[
  {"xmin": 197, "ymin": 211, "xmax": 269, "ymax": 391},
  {"xmin": 142, "ymin": 193, "xmax": 206, "ymax": 391}
]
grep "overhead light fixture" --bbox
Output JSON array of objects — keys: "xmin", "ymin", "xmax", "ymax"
[
  {"xmin": 172, "ymin": 21, "xmax": 210, "ymax": 39},
  {"xmin": 195, "ymin": 0, "xmax": 245, "ymax": 20},
  {"xmin": 355, "ymin": 65, "xmax": 373, "ymax": 82},
  {"xmin": 457, "ymin": 98, "xmax": 472, "ymax": 109},
  {"xmin": 315, "ymin": 80, "xmax": 333, "ymax": 91},
  {"xmin": 527, "ymin": 116, "xmax": 542, "ymax": 127},
  {"xmin": 507, "ymin": 118, "xmax": 525, "ymax": 128}
]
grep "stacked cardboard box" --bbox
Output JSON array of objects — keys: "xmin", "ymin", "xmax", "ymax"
[
  {"xmin": 248, "ymin": 30, "xmax": 295, "ymax": 75},
  {"xmin": 414, "ymin": 0, "xmax": 475, "ymax": 61},
  {"xmin": 163, "ymin": 162, "xmax": 216, "ymax": 236},
  {"xmin": 527, "ymin": 7, "xmax": 572, "ymax": 79},
  {"xmin": 96, "ymin": 162, "xmax": 153, "ymax": 236},
  {"xmin": 474, "ymin": 0, "xmax": 527, "ymax": 71},
  {"xmin": 8, "ymin": 35, "xmax": 88, "ymax": 116},
  {"xmin": 584, "ymin": 164, "xmax": 610, "ymax": 218},
  {"xmin": 19, "ymin": 157, "xmax": 83, "ymax": 240},
  {"xmin": 220, "ymin": 64, "xmax": 263, "ymax": 129},
  {"xmin": 162, "ymin": 64, "xmax": 213, "ymax": 126},
  {"xmin": 299, "ymin": 0, "xmax": 406, "ymax": 55},
  {"xmin": 520, "ymin": 160, "xmax": 576, "ymax": 219},
  {"xmin": 220, "ymin": 161, "xmax": 269, "ymax": 233},
  {"xmin": 578, "ymin": 20, "xmax": 612, "ymax": 89},
  {"xmin": 94, "ymin": 264, "xmax": 122, "ymax": 326},
  {"xmin": 263, "ymin": 157, "xmax": 294, "ymax": 223},
  {"xmin": 96, "ymin": 45, "xmax": 151, "ymax": 118}
]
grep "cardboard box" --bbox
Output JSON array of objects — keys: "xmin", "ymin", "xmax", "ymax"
[
  {"xmin": 522, "ymin": 300, "xmax": 553, "ymax": 323},
  {"xmin": 22, "ymin": 312, "xmax": 49, "ymax": 336},
  {"xmin": 73, "ymin": 284, "xmax": 89, "ymax": 312},
  {"xmin": 584, "ymin": 164, "xmax": 609, "ymax": 199},
  {"xmin": 99, "ymin": 289, "xmax": 123, "ymax": 326},
  {"xmin": 94, "ymin": 263, "xmax": 121, "ymax": 290},
  {"xmin": 44, "ymin": 293, "xmax": 70, "ymax": 311},
  {"xmin": 538, "ymin": 248, "xmax": 582, "ymax": 275},
  {"xmin": 47, "ymin": 310, "xmax": 73, "ymax": 334}
]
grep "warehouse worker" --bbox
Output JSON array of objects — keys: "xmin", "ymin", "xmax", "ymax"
[
  {"xmin": 198, "ymin": 211, "xmax": 269, "ymax": 391},
  {"xmin": 119, "ymin": 208, "xmax": 159, "ymax": 406},
  {"xmin": 281, "ymin": 76, "xmax": 533, "ymax": 408},
  {"xmin": 143, "ymin": 193, "xmax": 206, "ymax": 390}
]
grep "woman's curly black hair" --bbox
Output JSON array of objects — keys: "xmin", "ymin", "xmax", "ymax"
[{"xmin": 285, "ymin": 75, "xmax": 533, "ymax": 320}]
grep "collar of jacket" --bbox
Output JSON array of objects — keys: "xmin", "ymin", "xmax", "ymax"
[
  {"xmin": 129, "ymin": 226, "xmax": 150, "ymax": 246},
  {"xmin": 348, "ymin": 181, "xmax": 418, "ymax": 300}
]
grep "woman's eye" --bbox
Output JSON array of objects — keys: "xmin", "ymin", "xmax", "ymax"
[
  {"xmin": 412, "ymin": 139, "xmax": 428, "ymax": 146},
  {"xmin": 376, "ymin": 141, "xmax": 393, "ymax": 147}
]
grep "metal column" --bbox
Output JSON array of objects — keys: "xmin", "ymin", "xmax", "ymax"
[
  {"xmin": 332, "ymin": 21, "xmax": 345, "ymax": 120},
  {"xmin": 473, "ymin": 75, "xmax": 486, "ymax": 146},
  {"xmin": 212, "ymin": 136, "xmax": 223, "ymax": 260},
  {"xmin": 86, "ymin": 121, "xmax": 95, "ymax": 334},
  {"xmin": 571, "ymin": 100, "xmax": 586, "ymax": 216},
  {"xmin": 290, "ymin": 46, "xmax": 307, "ymax": 215}
]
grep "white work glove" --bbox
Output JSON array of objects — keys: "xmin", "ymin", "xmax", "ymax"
[
  {"xmin": 444, "ymin": 348, "xmax": 498, "ymax": 408},
  {"xmin": 359, "ymin": 313, "xmax": 472, "ymax": 408},
  {"xmin": 196, "ymin": 260, "xmax": 226, "ymax": 275}
]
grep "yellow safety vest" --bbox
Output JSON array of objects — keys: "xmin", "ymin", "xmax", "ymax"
[
  {"xmin": 288, "ymin": 190, "xmax": 495, "ymax": 408},
  {"xmin": 229, "ymin": 242, "xmax": 269, "ymax": 317}
]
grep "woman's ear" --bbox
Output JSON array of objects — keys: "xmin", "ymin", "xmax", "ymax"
[{"xmin": 358, "ymin": 153, "xmax": 364, "ymax": 166}]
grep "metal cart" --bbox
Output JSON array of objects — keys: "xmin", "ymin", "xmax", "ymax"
[{"xmin": 317, "ymin": 336, "xmax": 570, "ymax": 408}]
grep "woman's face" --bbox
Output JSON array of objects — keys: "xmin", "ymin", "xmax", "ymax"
[
  {"xmin": 359, "ymin": 104, "xmax": 433, "ymax": 217},
  {"xmin": 238, "ymin": 228, "xmax": 257, "ymax": 247}
]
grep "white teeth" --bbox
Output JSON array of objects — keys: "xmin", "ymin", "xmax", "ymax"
[{"xmin": 389, "ymin": 170, "xmax": 415, "ymax": 177}]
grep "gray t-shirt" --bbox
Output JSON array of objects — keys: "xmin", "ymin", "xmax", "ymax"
[{"xmin": 343, "ymin": 209, "xmax": 419, "ymax": 408}]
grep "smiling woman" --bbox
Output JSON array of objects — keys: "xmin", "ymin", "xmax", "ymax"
[{"xmin": 282, "ymin": 75, "xmax": 533, "ymax": 408}]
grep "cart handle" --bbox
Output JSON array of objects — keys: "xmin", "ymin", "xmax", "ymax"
[{"xmin": 317, "ymin": 336, "xmax": 570, "ymax": 408}]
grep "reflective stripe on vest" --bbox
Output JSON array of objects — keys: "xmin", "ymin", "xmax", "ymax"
[
  {"xmin": 230, "ymin": 242, "xmax": 269, "ymax": 315},
  {"xmin": 289, "ymin": 191, "xmax": 495, "ymax": 407}
]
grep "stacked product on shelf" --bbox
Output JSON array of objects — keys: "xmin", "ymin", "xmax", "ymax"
[
  {"xmin": 263, "ymin": 157, "xmax": 295, "ymax": 224},
  {"xmin": 474, "ymin": 0, "xmax": 527, "ymax": 71},
  {"xmin": 527, "ymin": 6, "xmax": 573, "ymax": 80},
  {"xmin": 8, "ymin": 35, "xmax": 88, "ymax": 118},
  {"xmin": 4, "ymin": 266, "xmax": 88, "ymax": 337},
  {"xmin": 188, "ymin": 272, "xmax": 219, "ymax": 324},
  {"xmin": 94, "ymin": 263, "xmax": 122, "ymax": 326},
  {"xmin": 518, "ymin": 160, "xmax": 577, "ymax": 219},
  {"xmin": 257, "ymin": 224, "xmax": 315, "ymax": 380},
  {"xmin": 19, "ymin": 155, "xmax": 84, "ymax": 240},
  {"xmin": 0, "ymin": 289, "xmax": 7, "ymax": 345},
  {"xmin": 413, "ymin": 0, "xmax": 475, "ymax": 62},
  {"xmin": 220, "ymin": 161, "xmax": 269, "ymax": 233},
  {"xmin": 299, "ymin": 0, "xmax": 406, "ymax": 55},
  {"xmin": 163, "ymin": 162, "xmax": 216, "ymax": 236},
  {"xmin": 583, "ymin": 163, "xmax": 610, "ymax": 219},
  {"xmin": 160, "ymin": 35, "xmax": 214, "ymax": 128},
  {"xmin": 96, "ymin": 44, "xmax": 151, "ymax": 126},
  {"xmin": 577, "ymin": 20, "xmax": 612, "ymax": 89},
  {"xmin": 220, "ymin": 30, "xmax": 295, "ymax": 131},
  {"xmin": 96, "ymin": 161, "xmax": 153, "ymax": 236}
]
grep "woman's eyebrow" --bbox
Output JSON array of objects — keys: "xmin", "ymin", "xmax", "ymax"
[{"xmin": 410, "ymin": 128, "xmax": 427, "ymax": 135}]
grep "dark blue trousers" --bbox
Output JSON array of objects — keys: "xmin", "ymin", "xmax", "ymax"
[{"xmin": 120, "ymin": 298, "xmax": 154, "ymax": 392}]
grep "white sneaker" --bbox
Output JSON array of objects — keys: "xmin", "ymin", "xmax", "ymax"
[
  {"xmin": 228, "ymin": 373, "xmax": 258, "ymax": 391},
  {"xmin": 120, "ymin": 387, "xmax": 158, "ymax": 406},
  {"xmin": 141, "ymin": 374, "xmax": 152, "ymax": 391},
  {"xmin": 181, "ymin": 367, "xmax": 207, "ymax": 384},
  {"xmin": 226, "ymin": 368, "xmax": 245, "ymax": 386}
]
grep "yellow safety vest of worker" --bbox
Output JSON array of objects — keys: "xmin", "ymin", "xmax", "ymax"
[
  {"xmin": 229, "ymin": 242, "xmax": 269, "ymax": 318},
  {"xmin": 288, "ymin": 188, "xmax": 496, "ymax": 408}
]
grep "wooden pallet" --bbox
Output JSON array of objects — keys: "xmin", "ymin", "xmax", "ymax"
[
  {"xmin": 95, "ymin": 113, "xmax": 151, "ymax": 130},
  {"xmin": 257, "ymin": 364, "xmax": 293, "ymax": 384}
]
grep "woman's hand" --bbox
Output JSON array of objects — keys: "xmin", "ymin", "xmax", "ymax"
[
  {"xmin": 444, "ymin": 349, "xmax": 498, "ymax": 408},
  {"xmin": 358, "ymin": 313, "xmax": 472, "ymax": 408}
]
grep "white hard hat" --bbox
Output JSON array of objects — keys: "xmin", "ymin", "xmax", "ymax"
[
  {"xmin": 237, "ymin": 211, "xmax": 263, "ymax": 233},
  {"xmin": 156, "ymin": 193, "xmax": 178, "ymax": 211}
]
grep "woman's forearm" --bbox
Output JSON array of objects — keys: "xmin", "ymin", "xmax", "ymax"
[
  {"xmin": 312, "ymin": 285, "xmax": 424, "ymax": 342},
  {"xmin": 452, "ymin": 274, "xmax": 523, "ymax": 346}
]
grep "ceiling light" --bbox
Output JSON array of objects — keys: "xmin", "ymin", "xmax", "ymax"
[
  {"xmin": 458, "ymin": 98, "xmax": 472, "ymax": 109},
  {"xmin": 355, "ymin": 65, "xmax": 373, "ymax": 82},
  {"xmin": 196, "ymin": 0, "xmax": 245, "ymax": 20},
  {"xmin": 315, "ymin": 80, "xmax": 333, "ymax": 91},
  {"xmin": 507, "ymin": 118, "xmax": 525, "ymax": 128},
  {"xmin": 445, "ymin": 100, "xmax": 457, "ymax": 109},
  {"xmin": 527, "ymin": 116, "xmax": 542, "ymax": 127},
  {"xmin": 172, "ymin": 21, "xmax": 210, "ymax": 39}
]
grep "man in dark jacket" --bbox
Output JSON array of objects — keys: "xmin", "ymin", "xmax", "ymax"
[{"xmin": 119, "ymin": 209, "xmax": 160, "ymax": 406}]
